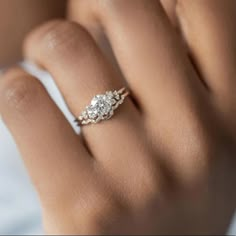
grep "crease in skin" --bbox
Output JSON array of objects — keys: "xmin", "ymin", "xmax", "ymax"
[
  {"xmin": 160, "ymin": 0, "xmax": 178, "ymax": 28},
  {"xmin": 160, "ymin": 0, "xmax": 211, "ymax": 91},
  {"xmin": 174, "ymin": 0, "xmax": 236, "ymax": 97},
  {"xmin": 0, "ymin": 64, "xmax": 20, "ymax": 76}
]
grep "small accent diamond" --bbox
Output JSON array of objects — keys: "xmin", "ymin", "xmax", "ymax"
[
  {"xmin": 86, "ymin": 94, "xmax": 112, "ymax": 119},
  {"xmin": 76, "ymin": 87, "xmax": 129, "ymax": 125}
]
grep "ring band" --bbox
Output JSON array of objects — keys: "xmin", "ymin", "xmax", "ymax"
[{"xmin": 75, "ymin": 87, "xmax": 129, "ymax": 126}]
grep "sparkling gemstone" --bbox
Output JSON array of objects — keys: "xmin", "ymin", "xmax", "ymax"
[
  {"xmin": 87, "ymin": 94, "xmax": 112, "ymax": 119},
  {"xmin": 81, "ymin": 111, "xmax": 88, "ymax": 119},
  {"xmin": 106, "ymin": 91, "xmax": 114, "ymax": 99}
]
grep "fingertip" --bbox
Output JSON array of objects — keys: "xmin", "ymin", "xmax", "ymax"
[{"xmin": 23, "ymin": 19, "xmax": 66, "ymax": 60}]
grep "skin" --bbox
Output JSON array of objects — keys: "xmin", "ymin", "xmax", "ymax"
[
  {"xmin": 0, "ymin": 0, "xmax": 66, "ymax": 66},
  {"xmin": 0, "ymin": 0, "xmax": 236, "ymax": 234}
]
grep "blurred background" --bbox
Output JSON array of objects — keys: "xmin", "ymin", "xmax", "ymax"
[{"xmin": 0, "ymin": 0, "xmax": 235, "ymax": 234}]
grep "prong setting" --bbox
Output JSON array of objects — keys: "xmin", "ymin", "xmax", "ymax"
[{"xmin": 75, "ymin": 87, "xmax": 129, "ymax": 126}]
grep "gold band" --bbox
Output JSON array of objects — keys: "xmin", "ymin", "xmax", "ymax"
[{"xmin": 75, "ymin": 87, "xmax": 129, "ymax": 126}]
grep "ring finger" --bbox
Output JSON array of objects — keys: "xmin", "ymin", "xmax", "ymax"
[{"xmin": 24, "ymin": 20, "xmax": 159, "ymax": 203}]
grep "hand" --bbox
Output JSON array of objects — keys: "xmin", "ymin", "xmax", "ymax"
[
  {"xmin": 1, "ymin": 0, "xmax": 236, "ymax": 234},
  {"xmin": 0, "ymin": 0, "xmax": 65, "ymax": 66}
]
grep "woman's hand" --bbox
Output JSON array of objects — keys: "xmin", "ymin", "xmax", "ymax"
[{"xmin": 0, "ymin": 0, "xmax": 236, "ymax": 234}]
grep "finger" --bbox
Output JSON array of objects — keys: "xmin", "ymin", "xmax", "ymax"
[
  {"xmin": 24, "ymin": 21, "xmax": 158, "ymax": 204},
  {"xmin": 70, "ymin": 0, "xmax": 207, "ymax": 115},
  {"xmin": 160, "ymin": 0, "xmax": 179, "ymax": 28},
  {"xmin": 68, "ymin": 0, "xmax": 179, "ymax": 76},
  {"xmin": 67, "ymin": 1, "xmax": 213, "ymax": 185},
  {"xmin": 176, "ymin": 0, "xmax": 236, "ymax": 104},
  {"xmin": 0, "ymin": 68, "xmax": 92, "ymax": 205}
]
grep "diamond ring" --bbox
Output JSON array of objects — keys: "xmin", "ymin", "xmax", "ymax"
[{"xmin": 75, "ymin": 87, "xmax": 129, "ymax": 126}]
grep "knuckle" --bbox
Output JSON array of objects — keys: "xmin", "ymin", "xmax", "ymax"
[
  {"xmin": 169, "ymin": 114, "xmax": 217, "ymax": 183},
  {"xmin": 176, "ymin": 111, "xmax": 215, "ymax": 159},
  {"xmin": 72, "ymin": 188, "xmax": 123, "ymax": 234},
  {"xmin": 183, "ymin": 126, "xmax": 213, "ymax": 166},
  {"xmin": 40, "ymin": 20, "xmax": 92, "ymax": 57},
  {"xmin": 2, "ymin": 72, "xmax": 42, "ymax": 113},
  {"xmin": 130, "ymin": 156, "xmax": 162, "ymax": 203}
]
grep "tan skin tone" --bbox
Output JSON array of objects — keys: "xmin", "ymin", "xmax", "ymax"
[
  {"xmin": 0, "ymin": 0, "xmax": 236, "ymax": 234},
  {"xmin": 0, "ymin": 0, "xmax": 65, "ymax": 66}
]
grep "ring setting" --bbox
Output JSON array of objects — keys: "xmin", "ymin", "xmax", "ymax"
[{"xmin": 75, "ymin": 87, "xmax": 129, "ymax": 125}]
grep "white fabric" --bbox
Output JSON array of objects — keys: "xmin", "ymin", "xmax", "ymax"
[{"xmin": 0, "ymin": 63, "xmax": 235, "ymax": 234}]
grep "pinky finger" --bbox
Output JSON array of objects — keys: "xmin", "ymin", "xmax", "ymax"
[{"xmin": 0, "ymin": 68, "xmax": 93, "ymax": 205}]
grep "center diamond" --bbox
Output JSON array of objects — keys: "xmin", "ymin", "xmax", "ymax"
[{"xmin": 87, "ymin": 95, "xmax": 112, "ymax": 119}]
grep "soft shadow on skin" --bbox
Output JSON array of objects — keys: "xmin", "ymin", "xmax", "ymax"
[{"xmin": 0, "ymin": 0, "xmax": 66, "ymax": 67}]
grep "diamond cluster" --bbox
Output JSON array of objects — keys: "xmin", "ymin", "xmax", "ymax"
[{"xmin": 77, "ymin": 89, "xmax": 126, "ymax": 125}]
